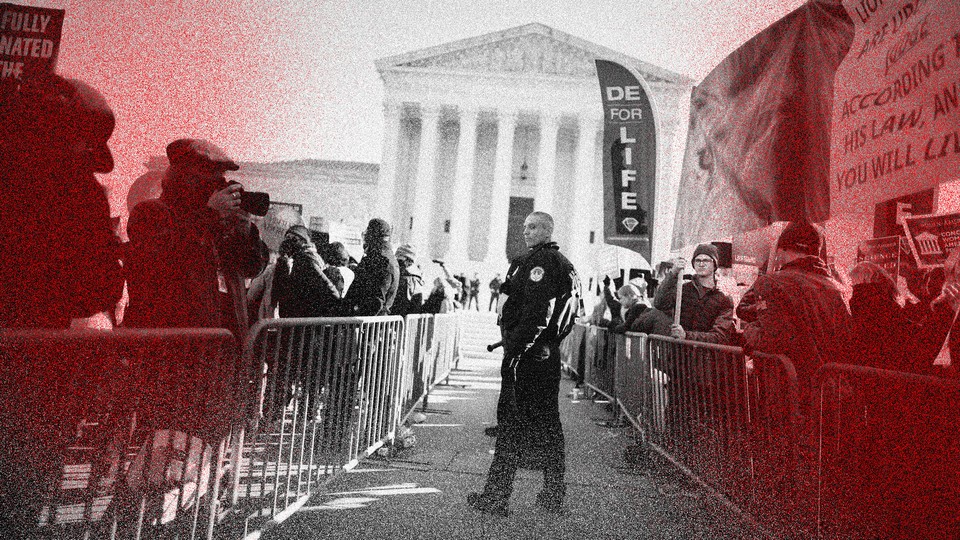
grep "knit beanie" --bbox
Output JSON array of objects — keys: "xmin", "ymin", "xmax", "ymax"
[
  {"xmin": 365, "ymin": 218, "xmax": 392, "ymax": 239},
  {"xmin": 692, "ymin": 243, "xmax": 719, "ymax": 267}
]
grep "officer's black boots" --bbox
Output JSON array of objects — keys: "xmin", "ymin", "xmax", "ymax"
[
  {"xmin": 466, "ymin": 492, "xmax": 508, "ymax": 517},
  {"xmin": 535, "ymin": 491, "xmax": 566, "ymax": 515}
]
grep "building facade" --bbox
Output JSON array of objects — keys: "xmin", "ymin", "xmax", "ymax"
[{"xmin": 375, "ymin": 23, "xmax": 693, "ymax": 275}]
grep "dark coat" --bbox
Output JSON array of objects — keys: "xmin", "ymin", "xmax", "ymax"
[
  {"xmin": 500, "ymin": 242, "xmax": 581, "ymax": 359},
  {"xmin": 631, "ymin": 270, "xmax": 734, "ymax": 344},
  {"xmin": 341, "ymin": 243, "xmax": 399, "ymax": 316},
  {"xmin": 849, "ymin": 283, "xmax": 954, "ymax": 375},
  {"xmin": 0, "ymin": 168, "xmax": 123, "ymax": 328},
  {"xmin": 125, "ymin": 199, "xmax": 267, "ymax": 336},
  {"xmin": 739, "ymin": 256, "xmax": 853, "ymax": 401},
  {"xmin": 391, "ymin": 264, "xmax": 424, "ymax": 317},
  {"xmin": 272, "ymin": 250, "xmax": 341, "ymax": 318},
  {"xmin": 631, "ymin": 307, "xmax": 673, "ymax": 336}
]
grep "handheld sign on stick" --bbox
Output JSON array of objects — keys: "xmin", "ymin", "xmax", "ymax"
[{"xmin": 673, "ymin": 259, "xmax": 685, "ymax": 328}]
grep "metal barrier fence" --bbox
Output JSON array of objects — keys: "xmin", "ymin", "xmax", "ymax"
[
  {"xmin": 582, "ymin": 324, "xmax": 616, "ymax": 401},
  {"xmin": 814, "ymin": 363, "xmax": 960, "ymax": 539},
  {"xmin": 2, "ymin": 313, "xmax": 463, "ymax": 539},
  {"xmin": 566, "ymin": 324, "xmax": 960, "ymax": 538},
  {"xmin": 566, "ymin": 325, "xmax": 804, "ymax": 535},
  {"xmin": 228, "ymin": 313, "xmax": 461, "ymax": 536},
  {"xmin": 641, "ymin": 334, "xmax": 802, "ymax": 533},
  {"xmin": 0, "ymin": 328, "xmax": 239, "ymax": 540},
  {"xmin": 231, "ymin": 316, "xmax": 405, "ymax": 534}
]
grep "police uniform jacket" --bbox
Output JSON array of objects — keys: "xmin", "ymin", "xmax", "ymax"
[{"xmin": 499, "ymin": 241, "xmax": 579, "ymax": 359}]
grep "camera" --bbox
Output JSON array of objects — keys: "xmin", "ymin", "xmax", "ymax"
[{"xmin": 226, "ymin": 181, "xmax": 270, "ymax": 216}]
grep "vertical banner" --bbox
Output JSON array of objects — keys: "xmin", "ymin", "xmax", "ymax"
[
  {"xmin": 596, "ymin": 59, "xmax": 656, "ymax": 264},
  {"xmin": 831, "ymin": 0, "xmax": 960, "ymax": 215},
  {"xmin": 0, "ymin": 3, "xmax": 64, "ymax": 97}
]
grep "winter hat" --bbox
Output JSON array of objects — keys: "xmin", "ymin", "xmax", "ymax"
[
  {"xmin": 776, "ymin": 221, "xmax": 824, "ymax": 256},
  {"xmin": 692, "ymin": 243, "xmax": 719, "ymax": 267},
  {"xmin": 365, "ymin": 218, "xmax": 392, "ymax": 239},
  {"xmin": 285, "ymin": 225, "xmax": 312, "ymax": 244},
  {"xmin": 395, "ymin": 244, "xmax": 416, "ymax": 263}
]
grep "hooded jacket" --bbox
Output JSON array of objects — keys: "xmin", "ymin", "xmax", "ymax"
[
  {"xmin": 341, "ymin": 240, "xmax": 400, "ymax": 316},
  {"xmin": 391, "ymin": 262, "xmax": 424, "ymax": 317},
  {"xmin": 272, "ymin": 232, "xmax": 342, "ymax": 319},
  {"xmin": 739, "ymin": 255, "xmax": 852, "ymax": 402}
]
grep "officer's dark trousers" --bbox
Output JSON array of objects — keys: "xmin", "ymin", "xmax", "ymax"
[
  {"xmin": 482, "ymin": 343, "xmax": 565, "ymax": 504},
  {"xmin": 495, "ymin": 350, "xmax": 515, "ymax": 427}
]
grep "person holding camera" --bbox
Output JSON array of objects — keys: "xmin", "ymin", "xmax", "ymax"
[{"xmin": 125, "ymin": 138, "xmax": 268, "ymax": 338}]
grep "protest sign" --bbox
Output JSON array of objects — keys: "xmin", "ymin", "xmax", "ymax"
[
  {"xmin": 596, "ymin": 59, "xmax": 657, "ymax": 264},
  {"xmin": 328, "ymin": 221, "xmax": 363, "ymax": 262},
  {"xmin": 856, "ymin": 235, "xmax": 913, "ymax": 278},
  {"xmin": 902, "ymin": 211, "xmax": 960, "ymax": 268},
  {"xmin": 260, "ymin": 202, "xmax": 303, "ymax": 252},
  {"xmin": 0, "ymin": 3, "xmax": 64, "ymax": 96},
  {"xmin": 831, "ymin": 0, "xmax": 960, "ymax": 216}
]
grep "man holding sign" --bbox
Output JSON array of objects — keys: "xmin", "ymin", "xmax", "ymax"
[{"xmin": 665, "ymin": 243, "xmax": 736, "ymax": 344}]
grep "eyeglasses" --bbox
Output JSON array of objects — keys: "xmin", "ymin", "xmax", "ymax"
[{"xmin": 693, "ymin": 258, "xmax": 713, "ymax": 264}]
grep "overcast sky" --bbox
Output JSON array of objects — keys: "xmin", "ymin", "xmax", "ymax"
[{"xmin": 22, "ymin": 0, "xmax": 804, "ymax": 209}]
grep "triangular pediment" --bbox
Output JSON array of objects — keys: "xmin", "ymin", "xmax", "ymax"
[
  {"xmin": 400, "ymin": 33, "xmax": 598, "ymax": 78},
  {"xmin": 376, "ymin": 23, "xmax": 687, "ymax": 85}
]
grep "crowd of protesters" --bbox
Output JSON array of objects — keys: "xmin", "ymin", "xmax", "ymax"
[
  {"xmin": 590, "ymin": 221, "xmax": 960, "ymax": 407},
  {"xmin": 3, "ymin": 73, "xmax": 960, "ymax": 531},
  {"xmin": 0, "ymin": 74, "xmax": 502, "ymax": 534}
]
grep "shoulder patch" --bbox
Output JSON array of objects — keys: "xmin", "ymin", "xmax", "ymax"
[{"xmin": 529, "ymin": 266, "xmax": 545, "ymax": 282}]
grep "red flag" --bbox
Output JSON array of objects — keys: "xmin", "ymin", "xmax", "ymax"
[{"xmin": 671, "ymin": 0, "xmax": 854, "ymax": 250}]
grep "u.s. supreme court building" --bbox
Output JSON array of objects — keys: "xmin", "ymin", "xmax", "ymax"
[{"xmin": 242, "ymin": 23, "xmax": 693, "ymax": 277}]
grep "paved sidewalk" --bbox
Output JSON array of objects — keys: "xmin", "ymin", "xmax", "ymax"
[{"xmin": 261, "ymin": 355, "xmax": 769, "ymax": 540}]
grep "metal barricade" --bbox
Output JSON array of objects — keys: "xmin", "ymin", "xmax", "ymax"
[
  {"xmin": 399, "ymin": 314, "xmax": 432, "ymax": 423},
  {"xmin": 429, "ymin": 313, "xmax": 460, "ymax": 389},
  {"xmin": 814, "ymin": 363, "xmax": 960, "ymax": 539},
  {"xmin": 560, "ymin": 323, "xmax": 587, "ymax": 383},
  {"xmin": 614, "ymin": 332, "xmax": 647, "ymax": 429},
  {"xmin": 232, "ymin": 317, "xmax": 404, "ymax": 533},
  {"xmin": 0, "ymin": 328, "xmax": 239, "ymax": 540},
  {"xmin": 583, "ymin": 325, "xmax": 616, "ymax": 401},
  {"xmin": 642, "ymin": 335, "xmax": 801, "ymax": 534}
]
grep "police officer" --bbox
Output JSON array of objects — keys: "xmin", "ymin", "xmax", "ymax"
[{"xmin": 468, "ymin": 211, "xmax": 581, "ymax": 516}]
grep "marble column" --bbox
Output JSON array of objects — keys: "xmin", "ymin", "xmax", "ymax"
[
  {"xmin": 485, "ymin": 109, "xmax": 517, "ymax": 265},
  {"xmin": 375, "ymin": 100, "xmax": 402, "ymax": 224},
  {"xmin": 446, "ymin": 107, "xmax": 479, "ymax": 263},
  {"xmin": 534, "ymin": 113, "xmax": 560, "ymax": 215},
  {"xmin": 410, "ymin": 105, "xmax": 442, "ymax": 255},
  {"xmin": 571, "ymin": 116, "xmax": 602, "ymax": 272}
]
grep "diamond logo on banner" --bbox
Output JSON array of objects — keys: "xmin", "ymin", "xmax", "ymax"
[{"xmin": 622, "ymin": 217, "xmax": 639, "ymax": 232}]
